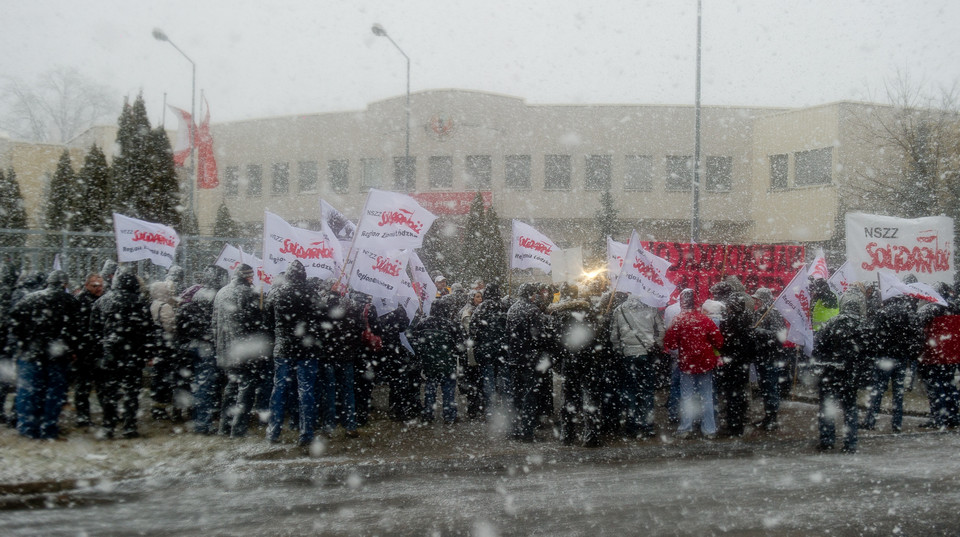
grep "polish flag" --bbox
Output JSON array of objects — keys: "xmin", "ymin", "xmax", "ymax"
[{"xmin": 167, "ymin": 105, "xmax": 194, "ymax": 167}]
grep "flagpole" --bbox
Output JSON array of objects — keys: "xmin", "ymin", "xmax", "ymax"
[
  {"xmin": 334, "ymin": 189, "xmax": 375, "ymax": 291},
  {"xmin": 753, "ymin": 263, "xmax": 806, "ymax": 329}
]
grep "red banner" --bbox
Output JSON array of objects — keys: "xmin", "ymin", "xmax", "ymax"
[
  {"xmin": 640, "ymin": 242, "xmax": 806, "ymax": 305},
  {"xmin": 411, "ymin": 191, "xmax": 492, "ymax": 215}
]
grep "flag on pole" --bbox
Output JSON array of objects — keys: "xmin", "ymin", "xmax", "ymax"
[
  {"xmin": 52, "ymin": 253, "xmax": 62, "ymax": 271},
  {"xmin": 808, "ymin": 248, "xmax": 829, "ymax": 280},
  {"xmin": 167, "ymin": 105, "xmax": 194, "ymax": 167},
  {"xmin": 262, "ymin": 211, "xmax": 343, "ymax": 280},
  {"xmin": 319, "ymin": 199, "xmax": 357, "ymax": 241},
  {"xmin": 511, "ymin": 220, "xmax": 557, "ymax": 273},
  {"xmin": 409, "ymin": 250, "xmax": 437, "ymax": 317},
  {"xmin": 827, "ymin": 260, "xmax": 855, "ymax": 296},
  {"xmin": 614, "ymin": 230, "xmax": 675, "ymax": 307},
  {"xmin": 354, "ymin": 189, "xmax": 437, "ymax": 250},
  {"xmin": 196, "ymin": 97, "xmax": 218, "ymax": 189},
  {"xmin": 215, "ymin": 243, "xmax": 271, "ymax": 291},
  {"xmin": 772, "ymin": 265, "xmax": 814, "ymax": 356},
  {"xmin": 112, "ymin": 213, "xmax": 180, "ymax": 268},
  {"xmin": 606, "ymin": 236, "xmax": 628, "ymax": 282},
  {"xmin": 348, "ymin": 247, "xmax": 410, "ymax": 300},
  {"xmin": 877, "ymin": 270, "xmax": 947, "ymax": 306}
]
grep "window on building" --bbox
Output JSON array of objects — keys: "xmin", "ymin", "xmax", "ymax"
[
  {"xmin": 393, "ymin": 156, "xmax": 416, "ymax": 191},
  {"xmin": 705, "ymin": 156, "xmax": 732, "ymax": 192},
  {"xmin": 271, "ymin": 162, "xmax": 290, "ymax": 195},
  {"xmin": 361, "ymin": 158, "xmax": 383, "ymax": 191},
  {"xmin": 224, "ymin": 166, "xmax": 239, "ymax": 197},
  {"xmin": 246, "ymin": 164, "xmax": 262, "ymax": 197},
  {"xmin": 328, "ymin": 159, "xmax": 349, "ymax": 193},
  {"xmin": 298, "ymin": 161, "xmax": 318, "ymax": 193},
  {"xmin": 544, "ymin": 154, "xmax": 571, "ymax": 190},
  {"xmin": 465, "ymin": 155, "xmax": 492, "ymax": 190},
  {"xmin": 795, "ymin": 147, "xmax": 833, "ymax": 186},
  {"xmin": 505, "ymin": 155, "xmax": 531, "ymax": 190},
  {"xmin": 665, "ymin": 156, "xmax": 693, "ymax": 190},
  {"xmin": 585, "ymin": 155, "xmax": 612, "ymax": 190},
  {"xmin": 623, "ymin": 155, "xmax": 653, "ymax": 191},
  {"xmin": 770, "ymin": 154, "xmax": 788, "ymax": 189},
  {"xmin": 429, "ymin": 156, "xmax": 453, "ymax": 189}
]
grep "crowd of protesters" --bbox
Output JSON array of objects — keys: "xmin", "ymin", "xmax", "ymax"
[{"xmin": 1, "ymin": 258, "xmax": 959, "ymax": 455}]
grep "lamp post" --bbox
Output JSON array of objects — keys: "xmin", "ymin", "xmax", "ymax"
[
  {"xmin": 691, "ymin": 0, "xmax": 702, "ymax": 243},
  {"xmin": 153, "ymin": 27, "xmax": 197, "ymax": 218},
  {"xmin": 371, "ymin": 23, "xmax": 411, "ymax": 191}
]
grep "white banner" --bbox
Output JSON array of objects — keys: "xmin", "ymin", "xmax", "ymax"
[
  {"xmin": 826, "ymin": 260, "xmax": 855, "ymax": 297},
  {"xmin": 772, "ymin": 265, "xmax": 813, "ymax": 357},
  {"xmin": 614, "ymin": 230, "xmax": 676, "ymax": 308},
  {"xmin": 214, "ymin": 243, "xmax": 272, "ymax": 292},
  {"xmin": 409, "ymin": 250, "xmax": 437, "ymax": 317},
  {"xmin": 113, "ymin": 213, "xmax": 180, "ymax": 268},
  {"xmin": 607, "ymin": 237, "xmax": 628, "ymax": 282},
  {"xmin": 348, "ymin": 247, "xmax": 410, "ymax": 300},
  {"xmin": 262, "ymin": 211, "xmax": 343, "ymax": 281},
  {"xmin": 376, "ymin": 265, "xmax": 421, "ymax": 323},
  {"xmin": 354, "ymin": 189, "xmax": 437, "ymax": 250},
  {"xmin": 511, "ymin": 220, "xmax": 557, "ymax": 273},
  {"xmin": 551, "ymin": 246, "xmax": 583, "ymax": 284},
  {"xmin": 845, "ymin": 212, "xmax": 954, "ymax": 285},
  {"xmin": 877, "ymin": 270, "xmax": 947, "ymax": 306},
  {"xmin": 808, "ymin": 248, "xmax": 829, "ymax": 280}
]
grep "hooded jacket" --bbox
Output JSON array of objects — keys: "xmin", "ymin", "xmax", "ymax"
[
  {"xmin": 90, "ymin": 271, "xmax": 155, "ymax": 368},
  {"xmin": 9, "ymin": 273, "xmax": 81, "ymax": 363},
  {"xmin": 611, "ymin": 295, "xmax": 664, "ymax": 357},
  {"xmin": 212, "ymin": 270, "xmax": 266, "ymax": 368},
  {"xmin": 814, "ymin": 294, "xmax": 870, "ymax": 386},
  {"xmin": 264, "ymin": 261, "xmax": 325, "ymax": 361},
  {"xmin": 663, "ymin": 307, "xmax": 724, "ymax": 374}
]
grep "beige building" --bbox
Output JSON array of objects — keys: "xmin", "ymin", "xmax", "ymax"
[{"xmin": 6, "ymin": 89, "xmax": 901, "ymax": 258}]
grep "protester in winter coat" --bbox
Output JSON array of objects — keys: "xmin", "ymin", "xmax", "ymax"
[
  {"xmin": 548, "ymin": 284, "xmax": 600, "ymax": 444},
  {"xmin": 470, "ymin": 282, "xmax": 509, "ymax": 418},
  {"xmin": 149, "ymin": 280, "xmax": 180, "ymax": 421},
  {"xmin": 752, "ymin": 287, "xmax": 788, "ymax": 431},
  {"xmin": 611, "ymin": 294, "xmax": 665, "ymax": 440},
  {"xmin": 176, "ymin": 265, "xmax": 223, "ymax": 434},
  {"xmin": 71, "ymin": 273, "xmax": 104, "ymax": 428},
  {"xmin": 813, "ymin": 293, "xmax": 870, "ymax": 452},
  {"xmin": 458, "ymin": 290, "xmax": 485, "ymax": 420},
  {"xmin": 90, "ymin": 269, "xmax": 155, "ymax": 439},
  {"xmin": 506, "ymin": 283, "xmax": 551, "ymax": 441},
  {"xmin": 9, "ymin": 271, "xmax": 81, "ymax": 439},
  {"xmin": 213, "ymin": 264, "xmax": 269, "ymax": 438},
  {"xmin": 663, "ymin": 289, "xmax": 723, "ymax": 438},
  {"xmin": 717, "ymin": 293, "xmax": 756, "ymax": 437},
  {"xmin": 321, "ymin": 288, "xmax": 366, "ymax": 436},
  {"xmin": 412, "ymin": 300, "xmax": 463, "ymax": 424},
  {"xmin": 0, "ymin": 262, "xmax": 21, "ymax": 424},
  {"xmin": 862, "ymin": 294, "xmax": 922, "ymax": 433},
  {"xmin": 916, "ymin": 300, "xmax": 960, "ymax": 429},
  {"xmin": 368, "ymin": 303, "xmax": 413, "ymax": 425}
]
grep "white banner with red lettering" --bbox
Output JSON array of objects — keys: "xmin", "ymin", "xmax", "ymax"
[
  {"xmin": 112, "ymin": 213, "xmax": 180, "ymax": 268},
  {"xmin": 845, "ymin": 212, "xmax": 954, "ymax": 286},
  {"xmin": 511, "ymin": 220, "xmax": 557, "ymax": 273},
  {"xmin": 408, "ymin": 250, "xmax": 437, "ymax": 317},
  {"xmin": 772, "ymin": 265, "xmax": 814, "ymax": 357},
  {"xmin": 826, "ymin": 260, "xmax": 855, "ymax": 297},
  {"xmin": 877, "ymin": 270, "xmax": 948, "ymax": 306},
  {"xmin": 262, "ymin": 211, "xmax": 343, "ymax": 281},
  {"xmin": 808, "ymin": 249, "xmax": 829, "ymax": 280},
  {"xmin": 614, "ymin": 230, "xmax": 675, "ymax": 307},
  {"xmin": 214, "ymin": 243, "xmax": 272, "ymax": 292},
  {"xmin": 354, "ymin": 189, "xmax": 437, "ymax": 250},
  {"xmin": 348, "ymin": 247, "xmax": 410, "ymax": 300},
  {"xmin": 607, "ymin": 237, "xmax": 628, "ymax": 282},
  {"xmin": 376, "ymin": 264, "xmax": 421, "ymax": 323}
]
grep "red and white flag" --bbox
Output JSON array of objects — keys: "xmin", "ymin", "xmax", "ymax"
[
  {"xmin": 196, "ymin": 97, "xmax": 218, "ymax": 189},
  {"xmin": 112, "ymin": 213, "xmax": 180, "ymax": 268},
  {"xmin": 877, "ymin": 270, "xmax": 947, "ymax": 306},
  {"xmin": 772, "ymin": 265, "xmax": 814, "ymax": 356},
  {"xmin": 376, "ymin": 264, "xmax": 421, "ymax": 323},
  {"xmin": 262, "ymin": 211, "xmax": 343, "ymax": 281},
  {"xmin": 614, "ymin": 230, "xmax": 675, "ymax": 308},
  {"xmin": 215, "ymin": 243, "xmax": 272, "ymax": 292},
  {"xmin": 348, "ymin": 247, "xmax": 410, "ymax": 301},
  {"xmin": 409, "ymin": 250, "xmax": 437, "ymax": 317},
  {"xmin": 808, "ymin": 248, "xmax": 830, "ymax": 280},
  {"xmin": 167, "ymin": 105, "xmax": 194, "ymax": 168},
  {"xmin": 354, "ymin": 189, "xmax": 437, "ymax": 250},
  {"xmin": 606, "ymin": 236, "xmax": 628, "ymax": 282},
  {"xmin": 827, "ymin": 260, "xmax": 855, "ymax": 296},
  {"xmin": 511, "ymin": 220, "xmax": 557, "ymax": 273}
]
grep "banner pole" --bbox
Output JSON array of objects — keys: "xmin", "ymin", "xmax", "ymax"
[{"xmin": 334, "ymin": 190, "xmax": 374, "ymax": 292}]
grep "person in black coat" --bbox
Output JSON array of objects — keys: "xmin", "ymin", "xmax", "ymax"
[
  {"xmin": 0, "ymin": 261, "xmax": 21, "ymax": 424},
  {"xmin": 814, "ymin": 294, "xmax": 870, "ymax": 452},
  {"xmin": 176, "ymin": 264, "xmax": 223, "ymax": 434},
  {"xmin": 752, "ymin": 287, "xmax": 788, "ymax": 431},
  {"xmin": 72, "ymin": 272, "xmax": 105, "ymax": 427},
  {"xmin": 320, "ymin": 287, "xmax": 366, "ymax": 437},
  {"xmin": 90, "ymin": 269, "xmax": 155, "ymax": 439},
  {"xmin": 717, "ymin": 293, "xmax": 757, "ymax": 437},
  {"xmin": 376, "ymin": 304, "xmax": 416, "ymax": 423},
  {"xmin": 470, "ymin": 282, "xmax": 509, "ymax": 419},
  {"xmin": 9, "ymin": 271, "xmax": 81, "ymax": 439},
  {"xmin": 862, "ymin": 294, "xmax": 922, "ymax": 433},
  {"xmin": 506, "ymin": 283, "xmax": 551, "ymax": 441}
]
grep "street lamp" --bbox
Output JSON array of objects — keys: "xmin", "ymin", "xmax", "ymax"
[
  {"xmin": 153, "ymin": 27, "xmax": 197, "ymax": 218},
  {"xmin": 371, "ymin": 23, "xmax": 411, "ymax": 191},
  {"xmin": 691, "ymin": 0, "xmax": 702, "ymax": 243}
]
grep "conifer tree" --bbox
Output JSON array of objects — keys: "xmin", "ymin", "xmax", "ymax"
[
  {"xmin": 73, "ymin": 145, "xmax": 112, "ymax": 247},
  {"xmin": 144, "ymin": 126, "xmax": 181, "ymax": 227},
  {"xmin": 482, "ymin": 207, "xmax": 507, "ymax": 284},
  {"xmin": 459, "ymin": 192, "xmax": 487, "ymax": 285},
  {"xmin": 213, "ymin": 202, "xmax": 239, "ymax": 238},
  {"xmin": 593, "ymin": 189, "xmax": 619, "ymax": 264},
  {"xmin": 0, "ymin": 168, "xmax": 28, "ymax": 246},
  {"xmin": 44, "ymin": 150, "xmax": 76, "ymax": 246},
  {"xmin": 111, "ymin": 94, "xmax": 153, "ymax": 218}
]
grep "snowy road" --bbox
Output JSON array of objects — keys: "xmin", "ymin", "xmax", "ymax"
[{"xmin": 4, "ymin": 430, "xmax": 960, "ymax": 536}]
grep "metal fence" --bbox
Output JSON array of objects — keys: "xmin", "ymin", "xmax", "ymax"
[{"xmin": 0, "ymin": 228, "xmax": 259, "ymax": 286}]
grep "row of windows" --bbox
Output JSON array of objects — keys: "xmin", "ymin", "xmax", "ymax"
[
  {"xmin": 769, "ymin": 147, "xmax": 833, "ymax": 189},
  {"xmin": 223, "ymin": 154, "xmax": 735, "ymax": 197}
]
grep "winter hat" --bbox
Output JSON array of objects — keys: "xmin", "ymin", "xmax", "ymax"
[
  {"xmin": 701, "ymin": 299, "xmax": 725, "ymax": 319},
  {"xmin": 237, "ymin": 264, "xmax": 255, "ymax": 279},
  {"xmin": 679, "ymin": 288, "xmax": 695, "ymax": 310},
  {"xmin": 46, "ymin": 270, "xmax": 69, "ymax": 289},
  {"xmin": 753, "ymin": 287, "xmax": 774, "ymax": 306}
]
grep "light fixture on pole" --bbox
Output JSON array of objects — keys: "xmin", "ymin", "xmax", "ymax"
[
  {"xmin": 691, "ymin": 0, "xmax": 702, "ymax": 243},
  {"xmin": 153, "ymin": 27, "xmax": 197, "ymax": 218},
  {"xmin": 371, "ymin": 23, "xmax": 412, "ymax": 191}
]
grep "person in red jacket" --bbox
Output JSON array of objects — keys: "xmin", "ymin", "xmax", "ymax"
[
  {"xmin": 663, "ymin": 289, "xmax": 724, "ymax": 438},
  {"xmin": 918, "ymin": 302, "xmax": 960, "ymax": 428}
]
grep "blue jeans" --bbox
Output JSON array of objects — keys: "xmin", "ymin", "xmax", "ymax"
[
  {"xmin": 219, "ymin": 361, "xmax": 262, "ymax": 438},
  {"xmin": 755, "ymin": 358, "xmax": 782, "ymax": 422},
  {"xmin": 864, "ymin": 357, "xmax": 907, "ymax": 430},
  {"xmin": 622, "ymin": 354, "xmax": 657, "ymax": 436},
  {"xmin": 16, "ymin": 359, "xmax": 68, "ymax": 439},
  {"xmin": 922, "ymin": 364, "xmax": 960, "ymax": 427},
  {"xmin": 321, "ymin": 361, "xmax": 357, "ymax": 433},
  {"xmin": 190, "ymin": 344, "xmax": 218, "ymax": 434},
  {"xmin": 268, "ymin": 357, "xmax": 319, "ymax": 443},
  {"xmin": 423, "ymin": 376, "xmax": 458, "ymax": 423},
  {"xmin": 678, "ymin": 371, "xmax": 717, "ymax": 435},
  {"xmin": 666, "ymin": 353, "xmax": 681, "ymax": 422}
]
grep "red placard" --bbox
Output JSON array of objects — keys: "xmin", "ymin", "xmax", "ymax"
[{"xmin": 410, "ymin": 191, "xmax": 492, "ymax": 215}]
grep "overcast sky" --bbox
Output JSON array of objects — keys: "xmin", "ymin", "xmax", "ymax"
[{"xmin": 2, "ymin": 0, "xmax": 959, "ymax": 124}]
